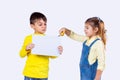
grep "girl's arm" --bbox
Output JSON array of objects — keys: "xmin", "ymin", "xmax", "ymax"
[
  {"xmin": 94, "ymin": 70, "xmax": 102, "ymax": 80},
  {"xmin": 59, "ymin": 27, "xmax": 87, "ymax": 42},
  {"xmin": 95, "ymin": 41, "xmax": 105, "ymax": 80}
]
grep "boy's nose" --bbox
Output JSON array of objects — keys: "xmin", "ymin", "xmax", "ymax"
[{"xmin": 42, "ymin": 26, "xmax": 46, "ymax": 28}]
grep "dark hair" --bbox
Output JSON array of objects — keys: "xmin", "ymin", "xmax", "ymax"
[
  {"xmin": 30, "ymin": 12, "xmax": 47, "ymax": 24},
  {"xmin": 85, "ymin": 17, "xmax": 106, "ymax": 45},
  {"xmin": 85, "ymin": 17, "xmax": 101, "ymax": 29}
]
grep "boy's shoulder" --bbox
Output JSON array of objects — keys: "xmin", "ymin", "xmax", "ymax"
[{"xmin": 24, "ymin": 34, "xmax": 33, "ymax": 39}]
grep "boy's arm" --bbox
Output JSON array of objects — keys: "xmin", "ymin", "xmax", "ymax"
[
  {"xmin": 50, "ymin": 56, "xmax": 58, "ymax": 59},
  {"xmin": 19, "ymin": 36, "xmax": 31, "ymax": 58},
  {"xmin": 49, "ymin": 46, "xmax": 61, "ymax": 58},
  {"xmin": 50, "ymin": 46, "xmax": 63, "ymax": 59}
]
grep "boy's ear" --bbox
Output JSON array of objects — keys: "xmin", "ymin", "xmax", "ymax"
[{"xmin": 30, "ymin": 24, "xmax": 34, "ymax": 29}]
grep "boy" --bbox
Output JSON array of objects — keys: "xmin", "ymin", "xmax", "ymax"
[{"xmin": 19, "ymin": 12, "xmax": 63, "ymax": 80}]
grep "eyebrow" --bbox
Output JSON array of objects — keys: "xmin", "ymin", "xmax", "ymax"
[{"xmin": 85, "ymin": 26, "xmax": 88, "ymax": 27}]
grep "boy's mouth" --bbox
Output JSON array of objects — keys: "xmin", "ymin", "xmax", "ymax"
[{"xmin": 42, "ymin": 29, "xmax": 46, "ymax": 32}]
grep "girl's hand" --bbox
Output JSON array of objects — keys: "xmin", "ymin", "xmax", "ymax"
[
  {"xmin": 94, "ymin": 70, "xmax": 102, "ymax": 80},
  {"xmin": 59, "ymin": 27, "xmax": 66, "ymax": 36},
  {"xmin": 26, "ymin": 43, "xmax": 35, "ymax": 51},
  {"xmin": 94, "ymin": 75, "xmax": 101, "ymax": 80},
  {"xmin": 58, "ymin": 46, "xmax": 63, "ymax": 54},
  {"xmin": 94, "ymin": 77, "xmax": 101, "ymax": 80},
  {"xmin": 59, "ymin": 27, "xmax": 71, "ymax": 36}
]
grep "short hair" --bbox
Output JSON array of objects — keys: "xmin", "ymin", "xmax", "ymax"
[{"xmin": 30, "ymin": 12, "xmax": 47, "ymax": 24}]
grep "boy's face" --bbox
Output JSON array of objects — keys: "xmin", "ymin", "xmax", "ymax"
[{"xmin": 31, "ymin": 19, "xmax": 47, "ymax": 34}]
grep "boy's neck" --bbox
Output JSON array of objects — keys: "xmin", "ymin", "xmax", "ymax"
[
  {"xmin": 34, "ymin": 32, "xmax": 44, "ymax": 34},
  {"xmin": 34, "ymin": 32, "xmax": 45, "ymax": 36}
]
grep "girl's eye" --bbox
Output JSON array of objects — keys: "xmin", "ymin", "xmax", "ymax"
[
  {"xmin": 44, "ymin": 23, "xmax": 47, "ymax": 26},
  {"xmin": 85, "ymin": 26, "xmax": 89, "ymax": 29}
]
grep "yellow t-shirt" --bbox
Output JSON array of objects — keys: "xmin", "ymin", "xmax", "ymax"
[
  {"xmin": 69, "ymin": 31, "xmax": 105, "ymax": 71},
  {"xmin": 19, "ymin": 34, "xmax": 56, "ymax": 78}
]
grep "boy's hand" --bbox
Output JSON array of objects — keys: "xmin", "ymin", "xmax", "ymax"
[
  {"xmin": 58, "ymin": 46, "xmax": 63, "ymax": 54},
  {"xmin": 26, "ymin": 43, "xmax": 35, "ymax": 51},
  {"xmin": 59, "ymin": 27, "xmax": 66, "ymax": 36}
]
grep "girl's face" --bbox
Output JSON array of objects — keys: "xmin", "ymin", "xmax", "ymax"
[
  {"xmin": 31, "ymin": 19, "xmax": 47, "ymax": 34},
  {"xmin": 84, "ymin": 23, "xmax": 98, "ymax": 38}
]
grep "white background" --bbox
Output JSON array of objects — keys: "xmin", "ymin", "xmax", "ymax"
[{"xmin": 0, "ymin": 0, "xmax": 119, "ymax": 80}]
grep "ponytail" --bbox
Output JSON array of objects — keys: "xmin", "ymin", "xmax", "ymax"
[{"xmin": 99, "ymin": 20, "xmax": 107, "ymax": 46}]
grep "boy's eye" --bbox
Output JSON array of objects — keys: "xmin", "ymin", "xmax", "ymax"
[{"xmin": 39, "ymin": 24, "xmax": 42, "ymax": 26}]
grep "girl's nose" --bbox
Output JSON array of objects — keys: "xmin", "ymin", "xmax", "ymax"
[{"xmin": 84, "ymin": 29, "xmax": 86, "ymax": 32}]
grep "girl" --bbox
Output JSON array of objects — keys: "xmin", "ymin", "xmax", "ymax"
[{"xmin": 59, "ymin": 17, "xmax": 106, "ymax": 80}]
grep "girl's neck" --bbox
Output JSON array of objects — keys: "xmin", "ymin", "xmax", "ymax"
[{"xmin": 88, "ymin": 35, "xmax": 97, "ymax": 40}]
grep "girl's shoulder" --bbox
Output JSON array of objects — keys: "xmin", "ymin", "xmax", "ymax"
[
  {"xmin": 94, "ymin": 39, "xmax": 104, "ymax": 48},
  {"xmin": 94, "ymin": 36, "xmax": 104, "ymax": 45}
]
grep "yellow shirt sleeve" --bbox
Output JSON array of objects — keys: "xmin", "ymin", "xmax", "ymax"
[
  {"xmin": 50, "ymin": 56, "xmax": 58, "ymax": 59},
  {"xmin": 88, "ymin": 39, "xmax": 105, "ymax": 71},
  {"xmin": 19, "ymin": 35, "xmax": 32, "ymax": 58},
  {"xmin": 96, "ymin": 41, "xmax": 105, "ymax": 71}
]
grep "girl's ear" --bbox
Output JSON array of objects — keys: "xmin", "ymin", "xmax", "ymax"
[{"xmin": 94, "ymin": 27, "xmax": 98, "ymax": 33}]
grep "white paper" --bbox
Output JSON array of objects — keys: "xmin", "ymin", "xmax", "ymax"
[{"xmin": 32, "ymin": 35, "xmax": 61, "ymax": 56}]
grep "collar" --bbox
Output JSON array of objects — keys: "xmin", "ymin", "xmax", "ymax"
[
  {"xmin": 33, "ymin": 33, "xmax": 45, "ymax": 36},
  {"xmin": 86, "ymin": 35, "xmax": 101, "ymax": 45}
]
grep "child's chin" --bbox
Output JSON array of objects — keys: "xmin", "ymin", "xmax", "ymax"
[
  {"xmin": 40, "ymin": 31, "xmax": 45, "ymax": 33},
  {"xmin": 42, "ymin": 30, "xmax": 46, "ymax": 33},
  {"xmin": 85, "ymin": 34, "xmax": 88, "ymax": 36},
  {"xmin": 42, "ymin": 31, "xmax": 46, "ymax": 33}
]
